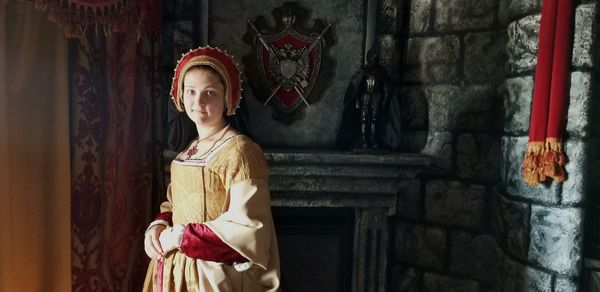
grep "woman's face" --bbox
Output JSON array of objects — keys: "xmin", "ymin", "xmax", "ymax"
[{"xmin": 182, "ymin": 68, "xmax": 226, "ymax": 127}]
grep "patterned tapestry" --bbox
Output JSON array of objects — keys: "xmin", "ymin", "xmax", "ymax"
[{"xmin": 69, "ymin": 30, "xmax": 164, "ymax": 291}]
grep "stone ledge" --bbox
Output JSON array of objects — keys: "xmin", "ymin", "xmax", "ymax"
[{"xmin": 265, "ymin": 150, "xmax": 433, "ymax": 167}]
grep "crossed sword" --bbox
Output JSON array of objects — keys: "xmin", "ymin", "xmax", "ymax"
[{"xmin": 248, "ymin": 20, "xmax": 331, "ymax": 108}]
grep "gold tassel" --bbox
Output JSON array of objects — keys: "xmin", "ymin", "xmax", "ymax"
[
  {"xmin": 522, "ymin": 142, "xmax": 544, "ymax": 186},
  {"xmin": 542, "ymin": 139, "xmax": 567, "ymax": 182}
]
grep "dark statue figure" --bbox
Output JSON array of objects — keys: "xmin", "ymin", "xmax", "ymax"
[{"xmin": 336, "ymin": 50, "xmax": 402, "ymax": 151}]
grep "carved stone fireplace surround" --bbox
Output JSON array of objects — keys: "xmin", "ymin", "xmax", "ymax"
[{"xmin": 265, "ymin": 150, "xmax": 432, "ymax": 292}]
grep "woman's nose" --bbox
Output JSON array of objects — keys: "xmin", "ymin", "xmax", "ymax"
[{"xmin": 192, "ymin": 92, "xmax": 205, "ymax": 104}]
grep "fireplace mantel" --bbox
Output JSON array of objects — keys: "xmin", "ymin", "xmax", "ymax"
[
  {"xmin": 264, "ymin": 150, "xmax": 432, "ymax": 292},
  {"xmin": 266, "ymin": 150, "xmax": 432, "ymax": 197}
]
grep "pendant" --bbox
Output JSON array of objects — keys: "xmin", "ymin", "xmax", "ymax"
[{"xmin": 187, "ymin": 145, "xmax": 198, "ymax": 158}]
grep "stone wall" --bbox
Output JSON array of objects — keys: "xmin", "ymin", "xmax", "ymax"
[
  {"xmin": 390, "ymin": 0, "xmax": 506, "ymax": 290},
  {"xmin": 499, "ymin": 1, "xmax": 598, "ymax": 291}
]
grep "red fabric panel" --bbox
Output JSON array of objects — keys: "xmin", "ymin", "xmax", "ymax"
[
  {"xmin": 154, "ymin": 212, "xmax": 173, "ymax": 226},
  {"xmin": 157, "ymin": 259, "xmax": 164, "ymax": 292},
  {"xmin": 547, "ymin": 0, "xmax": 574, "ymax": 138},
  {"xmin": 180, "ymin": 224, "xmax": 248, "ymax": 263},
  {"xmin": 529, "ymin": 0, "xmax": 559, "ymax": 142}
]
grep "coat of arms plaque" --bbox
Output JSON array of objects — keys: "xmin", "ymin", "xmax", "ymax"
[{"xmin": 243, "ymin": 3, "xmax": 333, "ymax": 124}]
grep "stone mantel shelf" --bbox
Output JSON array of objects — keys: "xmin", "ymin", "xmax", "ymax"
[
  {"xmin": 264, "ymin": 149, "xmax": 433, "ymax": 167},
  {"xmin": 264, "ymin": 150, "xmax": 433, "ymax": 201}
]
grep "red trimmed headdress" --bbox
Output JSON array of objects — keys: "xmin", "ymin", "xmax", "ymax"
[{"xmin": 171, "ymin": 46, "xmax": 242, "ymax": 116}]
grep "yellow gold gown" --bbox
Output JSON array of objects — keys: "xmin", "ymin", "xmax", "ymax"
[{"xmin": 143, "ymin": 135, "xmax": 280, "ymax": 292}]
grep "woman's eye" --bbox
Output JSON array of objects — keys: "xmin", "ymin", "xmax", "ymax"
[
  {"xmin": 186, "ymin": 89, "xmax": 196, "ymax": 95},
  {"xmin": 206, "ymin": 90, "xmax": 215, "ymax": 96}
]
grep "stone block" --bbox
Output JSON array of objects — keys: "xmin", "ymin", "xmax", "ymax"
[
  {"xmin": 408, "ymin": 0, "xmax": 431, "ymax": 34},
  {"xmin": 450, "ymin": 232, "xmax": 502, "ymax": 285},
  {"xmin": 405, "ymin": 36, "xmax": 460, "ymax": 83},
  {"xmin": 555, "ymin": 276, "xmax": 579, "ymax": 292},
  {"xmin": 396, "ymin": 180, "xmax": 422, "ymax": 221},
  {"xmin": 389, "ymin": 265, "xmax": 422, "ymax": 292},
  {"xmin": 423, "ymin": 273, "xmax": 479, "ymax": 292},
  {"xmin": 529, "ymin": 206, "xmax": 583, "ymax": 276},
  {"xmin": 424, "ymin": 85, "xmax": 498, "ymax": 132},
  {"xmin": 421, "ymin": 131, "xmax": 454, "ymax": 172},
  {"xmin": 394, "ymin": 223, "xmax": 447, "ymax": 270},
  {"xmin": 566, "ymin": 72, "xmax": 592, "ymax": 138},
  {"xmin": 464, "ymin": 31, "xmax": 508, "ymax": 82},
  {"xmin": 400, "ymin": 86, "xmax": 428, "ymax": 130},
  {"xmin": 434, "ymin": 0, "xmax": 495, "ymax": 32},
  {"xmin": 572, "ymin": 5, "xmax": 595, "ymax": 68},
  {"xmin": 456, "ymin": 134, "xmax": 501, "ymax": 183},
  {"xmin": 425, "ymin": 180, "xmax": 485, "ymax": 230},
  {"xmin": 507, "ymin": 0, "xmax": 539, "ymax": 21},
  {"xmin": 503, "ymin": 76, "xmax": 534, "ymax": 135},
  {"xmin": 401, "ymin": 131, "xmax": 428, "ymax": 153},
  {"xmin": 501, "ymin": 254, "xmax": 552, "ymax": 292},
  {"xmin": 507, "ymin": 15, "xmax": 540, "ymax": 73},
  {"xmin": 501, "ymin": 136, "xmax": 560, "ymax": 203},
  {"xmin": 497, "ymin": 195, "xmax": 530, "ymax": 258},
  {"xmin": 562, "ymin": 139, "xmax": 586, "ymax": 204}
]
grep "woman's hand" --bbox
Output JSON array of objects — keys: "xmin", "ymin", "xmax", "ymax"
[
  {"xmin": 144, "ymin": 224, "xmax": 166, "ymax": 260},
  {"xmin": 159, "ymin": 224, "xmax": 186, "ymax": 255}
]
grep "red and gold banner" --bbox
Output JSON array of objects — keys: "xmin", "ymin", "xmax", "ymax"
[{"xmin": 522, "ymin": 0, "xmax": 574, "ymax": 186}]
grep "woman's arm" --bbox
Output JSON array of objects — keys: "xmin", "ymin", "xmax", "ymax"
[{"xmin": 179, "ymin": 224, "xmax": 248, "ymax": 263}]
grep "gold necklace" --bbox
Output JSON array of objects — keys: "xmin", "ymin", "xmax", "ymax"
[{"xmin": 186, "ymin": 124, "xmax": 230, "ymax": 159}]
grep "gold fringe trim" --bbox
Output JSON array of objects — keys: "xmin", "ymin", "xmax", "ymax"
[
  {"xmin": 32, "ymin": 0, "xmax": 141, "ymax": 38},
  {"xmin": 522, "ymin": 141, "xmax": 544, "ymax": 186},
  {"xmin": 522, "ymin": 139, "xmax": 567, "ymax": 187}
]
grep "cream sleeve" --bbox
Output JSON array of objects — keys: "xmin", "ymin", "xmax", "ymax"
[{"xmin": 204, "ymin": 179, "xmax": 274, "ymax": 270}]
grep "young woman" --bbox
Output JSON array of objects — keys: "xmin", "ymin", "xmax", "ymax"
[{"xmin": 143, "ymin": 46, "xmax": 280, "ymax": 292}]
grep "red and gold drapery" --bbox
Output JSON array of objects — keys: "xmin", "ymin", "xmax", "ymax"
[
  {"xmin": 69, "ymin": 30, "xmax": 164, "ymax": 291},
  {"xmin": 26, "ymin": 0, "xmax": 162, "ymax": 37},
  {"xmin": 522, "ymin": 0, "xmax": 574, "ymax": 186}
]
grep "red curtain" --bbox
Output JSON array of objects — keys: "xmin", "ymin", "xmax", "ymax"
[{"xmin": 69, "ymin": 30, "xmax": 164, "ymax": 291}]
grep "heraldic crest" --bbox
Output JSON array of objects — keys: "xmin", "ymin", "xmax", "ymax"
[{"xmin": 243, "ymin": 3, "xmax": 333, "ymax": 124}]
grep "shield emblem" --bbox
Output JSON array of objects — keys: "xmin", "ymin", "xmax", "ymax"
[
  {"xmin": 244, "ymin": 5, "xmax": 332, "ymax": 122},
  {"xmin": 256, "ymin": 25, "xmax": 323, "ymax": 114}
]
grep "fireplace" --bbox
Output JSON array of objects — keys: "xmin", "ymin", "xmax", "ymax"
[
  {"xmin": 273, "ymin": 207, "xmax": 354, "ymax": 292},
  {"xmin": 265, "ymin": 150, "xmax": 432, "ymax": 292}
]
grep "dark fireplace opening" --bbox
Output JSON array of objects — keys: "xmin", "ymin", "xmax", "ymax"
[{"xmin": 272, "ymin": 207, "xmax": 355, "ymax": 292}]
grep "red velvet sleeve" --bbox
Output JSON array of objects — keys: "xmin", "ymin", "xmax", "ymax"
[
  {"xmin": 180, "ymin": 223, "xmax": 248, "ymax": 263},
  {"xmin": 154, "ymin": 212, "xmax": 173, "ymax": 225}
]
